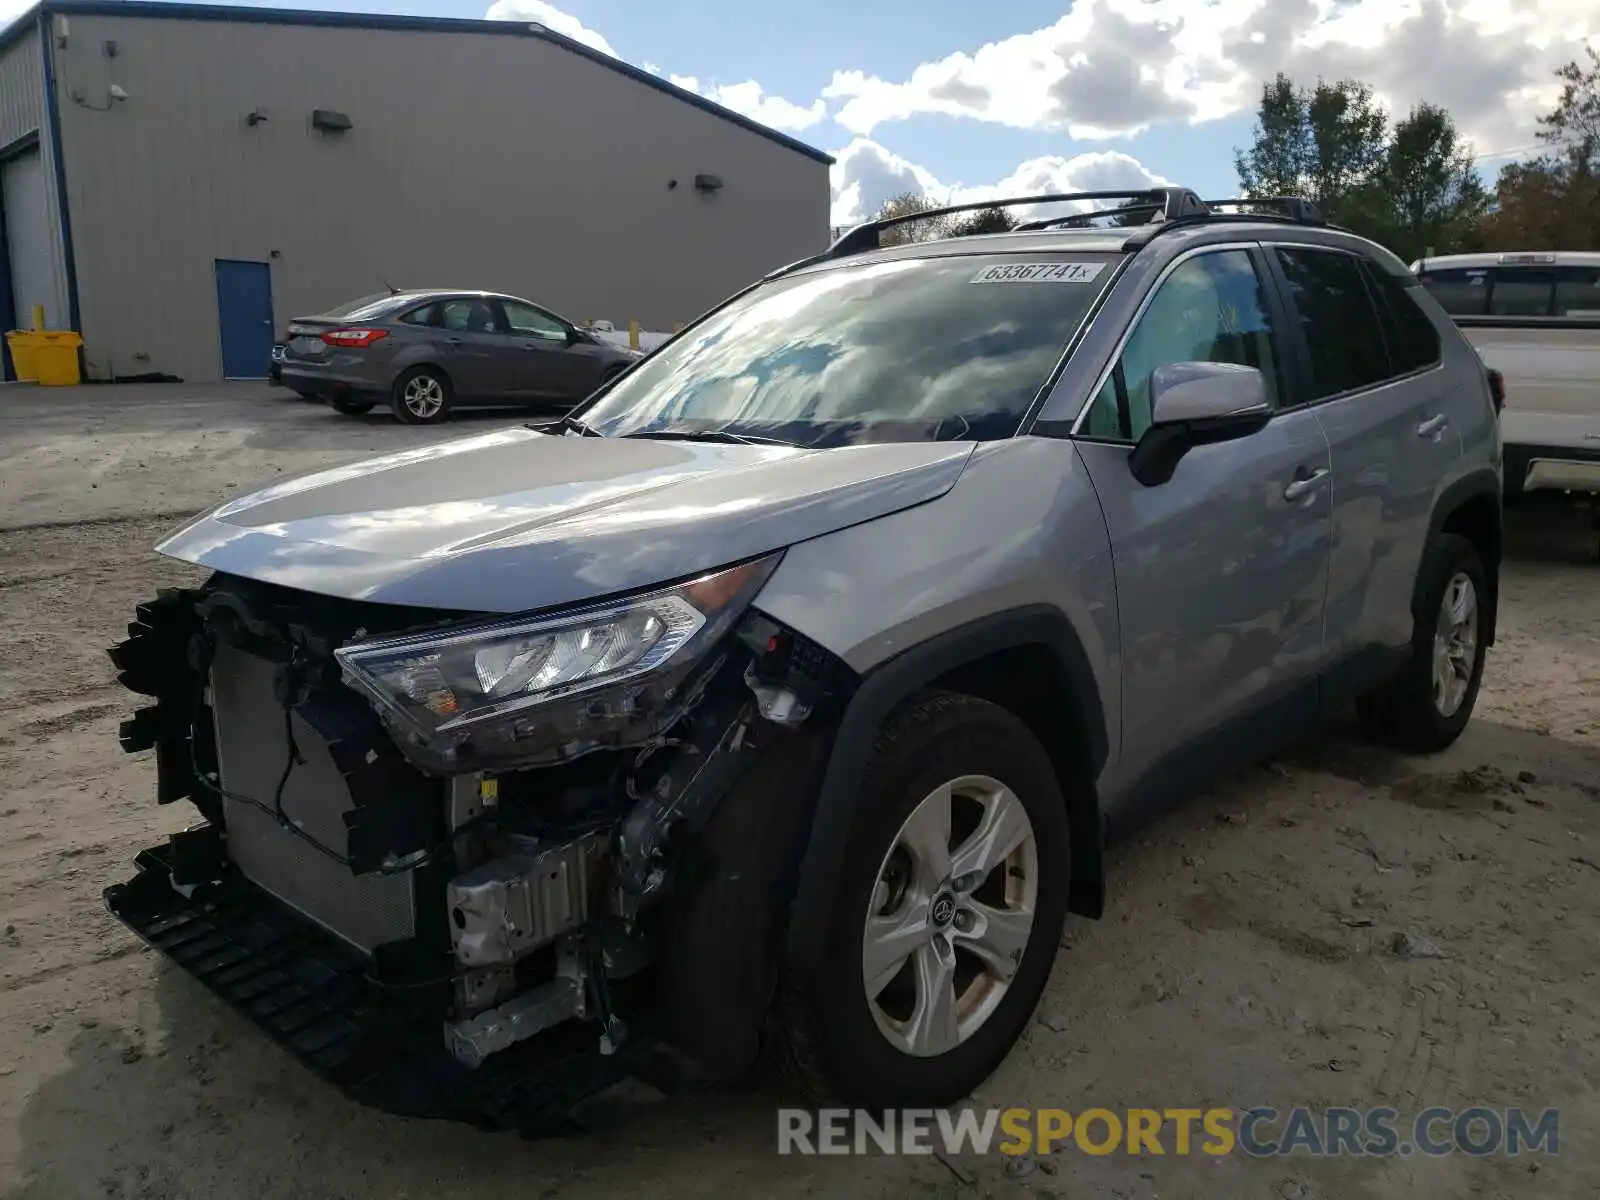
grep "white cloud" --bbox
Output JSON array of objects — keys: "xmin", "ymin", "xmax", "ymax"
[
  {"xmin": 822, "ymin": 0, "xmax": 1600, "ymax": 153},
  {"xmin": 492, "ymin": 3, "xmax": 826, "ymax": 133},
  {"xmin": 829, "ymin": 138, "xmax": 1171, "ymax": 226},
  {"xmin": 667, "ymin": 77, "xmax": 828, "ymax": 133},
  {"xmin": 485, "ymin": 0, "xmax": 618, "ymax": 57}
]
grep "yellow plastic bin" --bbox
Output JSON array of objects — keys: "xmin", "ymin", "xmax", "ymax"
[
  {"xmin": 33, "ymin": 331, "xmax": 82, "ymax": 386},
  {"xmin": 5, "ymin": 330, "xmax": 44, "ymax": 382}
]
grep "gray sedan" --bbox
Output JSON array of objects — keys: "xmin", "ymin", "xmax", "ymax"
[{"xmin": 274, "ymin": 289, "xmax": 643, "ymax": 423}]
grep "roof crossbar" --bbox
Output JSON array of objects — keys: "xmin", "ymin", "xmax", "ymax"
[
  {"xmin": 821, "ymin": 187, "xmax": 1210, "ymax": 260},
  {"xmin": 1013, "ymin": 201, "xmax": 1166, "ymax": 231},
  {"xmin": 1202, "ymin": 196, "xmax": 1326, "ymax": 226}
]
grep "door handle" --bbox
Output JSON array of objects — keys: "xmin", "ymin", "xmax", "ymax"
[
  {"xmin": 445, "ymin": 337, "xmax": 464, "ymax": 345},
  {"xmin": 1283, "ymin": 466, "xmax": 1329, "ymax": 501},
  {"xmin": 1416, "ymin": 413, "xmax": 1449, "ymax": 438}
]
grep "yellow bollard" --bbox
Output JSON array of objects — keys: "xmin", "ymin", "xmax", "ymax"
[
  {"xmin": 30, "ymin": 304, "xmax": 44, "ymax": 331},
  {"xmin": 628, "ymin": 319, "xmax": 640, "ymax": 351}
]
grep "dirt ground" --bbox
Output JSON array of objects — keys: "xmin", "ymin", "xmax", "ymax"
[{"xmin": 1, "ymin": 386, "xmax": 1597, "ymax": 1199}]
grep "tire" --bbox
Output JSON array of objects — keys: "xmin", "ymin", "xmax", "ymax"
[
  {"xmin": 1357, "ymin": 532, "xmax": 1489, "ymax": 753},
  {"xmin": 775, "ymin": 690, "xmax": 1071, "ymax": 1109},
  {"xmin": 389, "ymin": 366, "xmax": 452, "ymax": 424},
  {"xmin": 330, "ymin": 395, "xmax": 375, "ymax": 415}
]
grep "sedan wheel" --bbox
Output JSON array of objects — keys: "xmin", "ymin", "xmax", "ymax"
[{"xmin": 390, "ymin": 368, "xmax": 453, "ymax": 424}]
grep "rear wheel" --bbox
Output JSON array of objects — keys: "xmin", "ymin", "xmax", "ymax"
[
  {"xmin": 390, "ymin": 367, "xmax": 452, "ymax": 424},
  {"xmin": 331, "ymin": 395, "xmax": 375, "ymax": 416},
  {"xmin": 1357, "ymin": 532, "xmax": 1489, "ymax": 752},
  {"xmin": 776, "ymin": 691, "xmax": 1070, "ymax": 1108}
]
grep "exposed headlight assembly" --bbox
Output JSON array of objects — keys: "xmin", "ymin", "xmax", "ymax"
[{"xmin": 336, "ymin": 553, "xmax": 781, "ymax": 773}]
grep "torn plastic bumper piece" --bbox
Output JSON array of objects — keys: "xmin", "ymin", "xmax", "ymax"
[{"xmin": 103, "ymin": 842, "xmax": 637, "ymax": 1135}]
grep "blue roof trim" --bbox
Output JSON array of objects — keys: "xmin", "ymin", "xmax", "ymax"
[{"xmin": 1, "ymin": 0, "xmax": 835, "ymax": 166}]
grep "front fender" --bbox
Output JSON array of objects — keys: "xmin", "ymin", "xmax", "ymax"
[{"xmin": 782, "ymin": 605, "xmax": 1109, "ymax": 974}]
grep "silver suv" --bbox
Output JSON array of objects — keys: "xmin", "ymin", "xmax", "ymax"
[{"xmin": 105, "ymin": 188, "xmax": 1502, "ymax": 1131}]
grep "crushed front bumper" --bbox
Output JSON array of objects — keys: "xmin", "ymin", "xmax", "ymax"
[{"xmin": 105, "ymin": 841, "xmax": 639, "ymax": 1135}]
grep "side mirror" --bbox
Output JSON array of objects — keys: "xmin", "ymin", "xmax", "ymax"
[
  {"xmin": 1127, "ymin": 361, "xmax": 1272, "ymax": 487},
  {"xmin": 565, "ymin": 326, "xmax": 593, "ymax": 347}
]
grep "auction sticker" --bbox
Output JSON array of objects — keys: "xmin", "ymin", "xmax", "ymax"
[{"xmin": 970, "ymin": 261, "xmax": 1107, "ymax": 284}]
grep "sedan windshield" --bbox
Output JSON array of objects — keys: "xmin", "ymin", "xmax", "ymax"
[{"xmin": 576, "ymin": 253, "xmax": 1122, "ymax": 446}]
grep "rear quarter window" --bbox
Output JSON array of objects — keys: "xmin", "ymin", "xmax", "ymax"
[
  {"xmin": 1362, "ymin": 266, "xmax": 1442, "ymax": 375},
  {"xmin": 1555, "ymin": 266, "xmax": 1600, "ymax": 317}
]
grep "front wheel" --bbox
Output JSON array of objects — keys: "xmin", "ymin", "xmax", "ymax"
[
  {"xmin": 1357, "ymin": 532, "xmax": 1489, "ymax": 752},
  {"xmin": 390, "ymin": 367, "xmax": 453, "ymax": 424},
  {"xmin": 776, "ymin": 691, "xmax": 1070, "ymax": 1108}
]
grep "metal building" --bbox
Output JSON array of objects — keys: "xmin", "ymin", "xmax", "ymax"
[{"xmin": 0, "ymin": 1, "xmax": 833, "ymax": 383}]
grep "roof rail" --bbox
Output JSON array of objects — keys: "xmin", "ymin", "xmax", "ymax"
[
  {"xmin": 820, "ymin": 187, "xmax": 1210, "ymax": 260},
  {"xmin": 1202, "ymin": 196, "xmax": 1326, "ymax": 226}
]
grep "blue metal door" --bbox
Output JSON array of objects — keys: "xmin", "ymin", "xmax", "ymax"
[{"xmin": 214, "ymin": 259, "xmax": 275, "ymax": 380}]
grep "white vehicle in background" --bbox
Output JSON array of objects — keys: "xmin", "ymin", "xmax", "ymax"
[{"xmin": 1413, "ymin": 252, "xmax": 1600, "ymax": 506}]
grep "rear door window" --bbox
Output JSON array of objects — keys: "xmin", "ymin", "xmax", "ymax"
[
  {"xmin": 1416, "ymin": 268, "xmax": 1488, "ymax": 316},
  {"xmin": 439, "ymin": 298, "xmax": 499, "ymax": 334},
  {"xmin": 1274, "ymin": 247, "xmax": 1391, "ymax": 399},
  {"xmin": 399, "ymin": 302, "xmax": 439, "ymax": 327},
  {"xmin": 1362, "ymin": 265, "xmax": 1441, "ymax": 376},
  {"xmin": 1488, "ymin": 268, "xmax": 1555, "ymax": 316}
]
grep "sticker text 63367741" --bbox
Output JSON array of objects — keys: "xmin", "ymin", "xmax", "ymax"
[{"xmin": 970, "ymin": 262, "xmax": 1107, "ymax": 285}]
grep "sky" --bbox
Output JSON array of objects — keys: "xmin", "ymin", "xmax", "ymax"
[{"xmin": 7, "ymin": 0, "xmax": 1599, "ymax": 226}]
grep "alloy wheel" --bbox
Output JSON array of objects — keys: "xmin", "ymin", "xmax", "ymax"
[
  {"xmin": 861, "ymin": 774, "xmax": 1039, "ymax": 1058},
  {"xmin": 1432, "ymin": 572, "xmax": 1478, "ymax": 717},
  {"xmin": 403, "ymin": 375, "xmax": 445, "ymax": 419}
]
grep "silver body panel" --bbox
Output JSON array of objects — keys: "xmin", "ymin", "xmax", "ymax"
[{"xmin": 156, "ymin": 428, "xmax": 974, "ymax": 612}]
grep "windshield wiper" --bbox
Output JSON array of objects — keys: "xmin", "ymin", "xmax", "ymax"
[
  {"xmin": 620, "ymin": 428, "xmax": 796, "ymax": 447},
  {"xmin": 531, "ymin": 414, "xmax": 604, "ymax": 437}
]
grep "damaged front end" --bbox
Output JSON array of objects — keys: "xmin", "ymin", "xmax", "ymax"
[{"xmin": 103, "ymin": 558, "xmax": 851, "ymax": 1131}]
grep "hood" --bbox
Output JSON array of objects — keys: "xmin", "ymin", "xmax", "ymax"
[{"xmin": 157, "ymin": 426, "xmax": 974, "ymax": 612}]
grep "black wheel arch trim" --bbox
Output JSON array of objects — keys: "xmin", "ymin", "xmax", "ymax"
[
  {"xmin": 1426, "ymin": 467, "xmax": 1502, "ymax": 645},
  {"xmin": 782, "ymin": 604, "xmax": 1109, "ymax": 974}
]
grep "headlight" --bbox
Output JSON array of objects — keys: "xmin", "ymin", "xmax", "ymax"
[{"xmin": 335, "ymin": 553, "xmax": 780, "ymax": 773}]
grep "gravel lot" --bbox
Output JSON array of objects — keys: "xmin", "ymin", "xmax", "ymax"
[{"xmin": 1, "ymin": 385, "xmax": 1597, "ymax": 1199}]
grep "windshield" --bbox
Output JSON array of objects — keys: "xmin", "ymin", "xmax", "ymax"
[{"xmin": 576, "ymin": 253, "xmax": 1122, "ymax": 446}]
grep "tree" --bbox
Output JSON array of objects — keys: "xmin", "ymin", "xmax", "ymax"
[
  {"xmin": 1235, "ymin": 74, "xmax": 1307, "ymax": 198},
  {"xmin": 1484, "ymin": 45, "xmax": 1600, "ymax": 250},
  {"xmin": 1234, "ymin": 75, "xmax": 1386, "ymax": 211},
  {"xmin": 1304, "ymin": 79, "xmax": 1388, "ymax": 205},
  {"xmin": 1234, "ymin": 76, "xmax": 1484, "ymax": 258},
  {"xmin": 874, "ymin": 192, "xmax": 953, "ymax": 245},
  {"xmin": 1353, "ymin": 103, "xmax": 1489, "ymax": 261},
  {"xmin": 948, "ymin": 206, "xmax": 1017, "ymax": 236}
]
